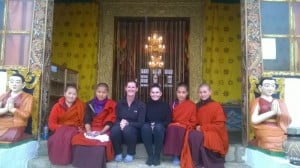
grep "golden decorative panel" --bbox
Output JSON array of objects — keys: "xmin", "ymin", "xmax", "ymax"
[
  {"xmin": 202, "ymin": 2, "xmax": 241, "ymax": 104},
  {"xmin": 52, "ymin": 3, "xmax": 99, "ymax": 101}
]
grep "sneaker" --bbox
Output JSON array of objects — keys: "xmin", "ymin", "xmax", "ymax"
[
  {"xmin": 114, "ymin": 154, "xmax": 122, "ymax": 162},
  {"xmin": 124, "ymin": 154, "xmax": 134, "ymax": 163},
  {"xmin": 172, "ymin": 156, "xmax": 180, "ymax": 165}
]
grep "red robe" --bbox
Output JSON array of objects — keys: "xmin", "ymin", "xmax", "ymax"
[
  {"xmin": 182, "ymin": 101, "xmax": 228, "ymax": 168},
  {"xmin": 48, "ymin": 97, "xmax": 85, "ymax": 131},
  {"xmin": 47, "ymin": 97, "xmax": 85, "ymax": 165},
  {"xmin": 171, "ymin": 100, "xmax": 197, "ymax": 128},
  {"xmin": 71, "ymin": 99, "xmax": 116, "ymax": 161},
  {"xmin": 165, "ymin": 100, "xmax": 197, "ymax": 168},
  {"xmin": 197, "ymin": 101, "xmax": 229, "ymax": 156}
]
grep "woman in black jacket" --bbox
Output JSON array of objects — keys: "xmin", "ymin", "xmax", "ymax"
[{"xmin": 141, "ymin": 84, "xmax": 171, "ymax": 166}]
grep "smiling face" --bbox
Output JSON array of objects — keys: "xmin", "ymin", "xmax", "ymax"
[
  {"xmin": 259, "ymin": 79, "xmax": 276, "ymax": 97},
  {"xmin": 64, "ymin": 87, "xmax": 77, "ymax": 104},
  {"xmin": 150, "ymin": 86, "xmax": 162, "ymax": 101},
  {"xmin": 8, "ymin": 76, "xmax": 25, "ymax": 93},
  {"xmin": 125, "ymin": 81, "xmax": 138, "ymax": 97},
  {"xmin": 198, "ymin": 85, "xmax": 211, "ymax": 101},
  {"xmin": 176, "ymin": 86, "xmax": 188, "ymax": 102},
  {"xmin": 95, "ymin": 86, "xmax": 108, "ymax": 101}
]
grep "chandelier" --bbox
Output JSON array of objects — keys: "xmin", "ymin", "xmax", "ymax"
[{"xmin": 145, "ymin": 33, "xmax": 165, "ymax": 69}]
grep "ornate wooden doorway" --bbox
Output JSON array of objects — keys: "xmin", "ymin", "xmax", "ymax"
[{"xmin": 113, "ymin": 17, "xmax": 190, "ymax": 103}]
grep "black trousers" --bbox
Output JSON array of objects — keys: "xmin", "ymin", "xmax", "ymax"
[
  {"xmin": 141, "ymin": 123, "xmax": 165, "ymax": 159},
  {"xmin": 110, "ymin": 124, "xmax": 139, "ymax": 155}
]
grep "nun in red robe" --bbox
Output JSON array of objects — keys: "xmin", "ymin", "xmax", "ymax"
[
  {"xmin": 163, "ymin": 82, "xmax": 197, "ymax": 165},
  {"xmin": 47, "ymin": 85, "xmax": 85, "ymax": 165},
  {"xmin": 71, "ymin": 83, "xmax": 116, "ymax": 168},
  {"xmin": 186, "ymin": 83, "xmax": 229, "ymax": 168}
]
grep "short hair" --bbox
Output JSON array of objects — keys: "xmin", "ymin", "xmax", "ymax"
[
  {"xmin": 198, "ymin": 83, "xmax": 211, "ymax": 90},
  {"xmin": 176, "ymin": 82, "xmax": 189, "ymax": 91},
  {"xmin": 65, "ymin": 84, "xmax": 77, "ymax": 92},
  {"xmin": 10, "ymin": 74, "xmax": 25, "ymax": 83},
  {"xmin": 150, "ymin": 83, "xmax": 162, "ymax": 92},
  {"xmin": 95, "ymin": 82, "xmax": 109, "ymax": 91}
]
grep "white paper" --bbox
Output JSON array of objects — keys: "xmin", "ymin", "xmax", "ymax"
[
  {"xmin": 140, "ymin": 68, "xmax": 149, "ymax": 74},
  {"xmin": 0, "ymin": 71, "xmax": 7, "ymax": 95},
  {"xmin": 84, "ymin": 132, "xmax": 109, "ymax": 142},
  {"xmin": 262, "ymin": 38, "xmax": 276, "ymax": 60}
]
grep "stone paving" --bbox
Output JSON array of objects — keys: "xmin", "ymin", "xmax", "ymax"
[{"xmin": 28, "ymin": 141, "xmax": 250, "ymax": 168}]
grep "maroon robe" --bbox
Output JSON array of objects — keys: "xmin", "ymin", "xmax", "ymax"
[
  {"xmin": 163, "ymin": 100, "xmax": 197, "ymax": 157},
  {"xmin": 47, "ymin": 97, "xmax": 85, "ymax": 165},
  {"xmin": 71, "ymin": 99, "xmax": 116, "ymax": 161},
  {"xmin": 187, "ymin": 101, "xmax": 228, "ymax": 168}
]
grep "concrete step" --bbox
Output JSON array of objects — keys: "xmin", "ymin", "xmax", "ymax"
[
  {"xmin": 38, "ymin": 140, "xmax": 246, "ymax": 163},
  {"xmin": 38, "ymin": 140, "xmax": 48, "ymax": 156},
  {"xmin": 28, "ymin": 156, "xmax": 250, "ymax": 168}
]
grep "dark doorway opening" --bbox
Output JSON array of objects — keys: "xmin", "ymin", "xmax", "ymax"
[{"xmin": 113, "ymin": 17, "xmax": 190, "ymax": 103}]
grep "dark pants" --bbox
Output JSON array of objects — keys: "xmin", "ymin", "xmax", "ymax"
[
  {"xmin": 188, "ymin": 130, "xmax": 225, "ymax": 168},
  {"xmin": 141, "ymin": 123, "xmax": 165, "ymax": 161},
  {"xmin": 110, "ymin": 124, "xmax": 139, "ymax": 155}
]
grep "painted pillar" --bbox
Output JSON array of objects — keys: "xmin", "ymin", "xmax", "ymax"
[
  {"xmin": 30, "ymin": 0, "xmax": 54, "ymax": 139},
  {"xmin": 241, "ymin": 0, "xmax": 262, "ymax": 144}
]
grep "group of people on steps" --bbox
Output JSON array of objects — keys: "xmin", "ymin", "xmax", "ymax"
[{"xmin": 45, "ymin": 80, "xmax": 228, "ymax": 168}]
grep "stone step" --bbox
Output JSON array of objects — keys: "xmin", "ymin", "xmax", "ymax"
[
  {"xmin": 38, "ymin": 140, "xmax": 48, "ymax": 156},
  {"xmin": 38, "ymin": 140, "xmax": 246, "ymax": 163},
  {"xmin": 28, "ymin": 156, "xmax": 250, "ymax": 168}
]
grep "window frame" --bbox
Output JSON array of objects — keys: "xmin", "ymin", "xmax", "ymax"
[
  {"xmin": 261, "ymin": 0, "xmax": 300, "ymax": 74},
  {"xmin": 0, "ymin": 0, "xmax": 33, "ymax": 66}
]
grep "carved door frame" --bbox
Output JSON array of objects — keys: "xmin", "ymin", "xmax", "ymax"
[{"xmin": 98, "ymin": 0, "xmax": 204, "ymax": 102}]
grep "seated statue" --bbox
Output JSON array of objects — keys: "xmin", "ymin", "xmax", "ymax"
[
  {"xmin": 250, "ymin": 77, "xmax": 292, "ymax": 151},
  {"xmin": 0, "ymin": 74, "xmax": 34, "ymax": 143}
]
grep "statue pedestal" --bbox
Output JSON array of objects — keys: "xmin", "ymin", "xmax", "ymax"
[
  {"xmin": 0, "ymin": 139, "xmax": 38, "ymax": 168},
  {"xmin": 245, "ymin": 146, "xmax": 297, "ymax": 168},
  {"xmin": 283, "ymin": 127, "xmax": 300, "ymax": 166}
]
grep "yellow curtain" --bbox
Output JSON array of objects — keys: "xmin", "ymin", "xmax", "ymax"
[
  {"xmin": 202, "ymin": 1, "xmax": 241, "ymax": 104},
  {"xmin": 51, "ymin": 3, "xmax": 99, "ymax": 101}
]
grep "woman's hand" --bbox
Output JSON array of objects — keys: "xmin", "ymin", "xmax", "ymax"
[{"xmin": 120, "ymin": 119, "xmax": 129, "ymax": 130}]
